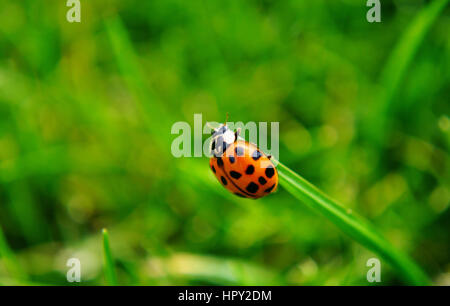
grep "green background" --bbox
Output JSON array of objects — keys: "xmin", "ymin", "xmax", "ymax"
[{"xmin": 0, "ymin": 0, "xmax": 449, "ymax": 285}]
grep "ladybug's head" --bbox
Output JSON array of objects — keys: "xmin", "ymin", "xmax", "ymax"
[{"xmin": 210, "ymin": 124, "xmax": 237, "ymax": 157}]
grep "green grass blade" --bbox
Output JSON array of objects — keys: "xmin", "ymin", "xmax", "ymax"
[
  {"xmin": 104, "ymin": 17, "xmax": 171, "ymax": 149},
  {"xmin": 367, "ymin": 0, "xmax": 449, "ymax": 143},
  {"xmin": 277, "ymin": 162, "xmax": 430, "ymax": 285},
  {"xmin": 0, "ymin": 225, "xmax": 27, "ymax": 281},
  {"xmin": 102, "ymin": 228, "xmax": 118, "ymax": 286}
]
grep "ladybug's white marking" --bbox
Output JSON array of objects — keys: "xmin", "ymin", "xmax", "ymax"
[
  {"xmin": 222, "ymin": 129, "xmax": 235, "ymax": 144},
  {"xmin": 211, "ymin": 125, "xmax": 236, "ymax": 157}
]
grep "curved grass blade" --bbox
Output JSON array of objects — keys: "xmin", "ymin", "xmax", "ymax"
[
  {"xmin": 102, "ymin": 228, "xmax": 118, "ymax": 286},
  {"xmin": 276, "ymin": 162, "xmax": 430, "ymax": 285},
  {"xmin": 367, "ymin": 0, "xmax": 449, "ymax": 144}
]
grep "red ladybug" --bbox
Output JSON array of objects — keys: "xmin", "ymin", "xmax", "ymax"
[{"xmin": 209, "ymin": 123, "xmax": 278, "ymax": 199}]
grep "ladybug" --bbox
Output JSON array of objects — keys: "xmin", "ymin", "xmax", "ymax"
[{"xmin": 209, "ymin": 123, "xmax": 278, "ymax": 199}]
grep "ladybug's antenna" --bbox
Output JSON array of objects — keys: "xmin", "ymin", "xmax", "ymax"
[{"xmin": 225, "ymin": 113, "xmax": 229, "ymax": 125}]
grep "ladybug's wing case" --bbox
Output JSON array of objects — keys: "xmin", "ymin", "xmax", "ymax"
[
  {"xmin": 216, "ymin": 140, "xmax": 278, "ymax": 199},
  {"xmin": 209, "ymin": 157, "xmax": 250, "ymax": 198}
]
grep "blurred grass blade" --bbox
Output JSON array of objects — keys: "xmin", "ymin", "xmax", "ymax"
[
  {"xmin": 379, "ymin": 0, "xmax": 448, "ymax": 107},
  {"xmin": 0, "ymin": 225, "xmax": 27, "ymax": 281},
  {"xmin": 102, "ymin": 229, "xmax": 118, "ymax": 286},
  {"xmin": 367, "ymin": 0, "xmax": 449, "ymax": 143},
  {"xmin": 104, "ymin": 17, "xmax": 171, "ymax": 149},
  {"xmin": 277, "ymin": 162, "xmax": 430, "ymax": 285},
  {"xmin": 163, "ymin": 253, "xmax": 281, "ymax": 285}
]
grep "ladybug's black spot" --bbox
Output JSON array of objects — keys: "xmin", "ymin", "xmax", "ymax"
[
  {"xmin": 222, "ymin": 142, "xmax": 229, "ymax": 154},
  {"xmin": 252, "ymin": 150, "xmax": 262, "ymax": 161},
  {"xmin": 217, "ymin": 157, "xmax": 224, "ymax": 167},
  {"xmin": 230, "ymin": 171, "xmax": 242, "ymax": 179},
  {"xmin": 234, "ymin": 192, "xmax": 247, "ymax": 198},
  {"xmin": 258, "ymin": 176, "xmax": 267, "ymax": 185},
  {"xmin": 246, "ymin": 182, "xmax": 259, "ymax": 193},
  {"xmin": 265, "ymin": 166, "xmax": 275, "ymax": 178},
  {"xmin": 220, "ymin": 176, "xmax": 227, "ymax": 185},
  {"xmin": 265, "ymin": 184, "xmax": 275, "ymax": 193},
  {"xmin": 245, "ymin": 165, "xmax": 255, "ymax": 175},
  {"xmin": 228, "ymin": 155, "xmax": 235, "ymax": 164},
  {"xmin": 235, "ymin": 146, "xmax": 244, "ymax": 157},
  {"xmin": 211, "ymin": 165, "xmax": 216, "ymax": 173}
]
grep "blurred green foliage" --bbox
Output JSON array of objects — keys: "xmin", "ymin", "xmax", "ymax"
[{"xmin": 0, "ymin": 0, "xmax": 449, "ymax": 285}]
